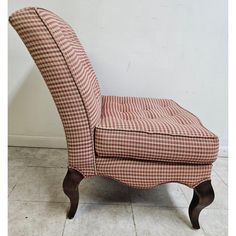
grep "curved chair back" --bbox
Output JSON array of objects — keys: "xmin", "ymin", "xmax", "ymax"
[{"xmin": 9, "ymin": 7, "xmax": 101, "ymax": 175}]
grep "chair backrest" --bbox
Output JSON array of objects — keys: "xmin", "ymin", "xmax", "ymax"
[{"xmin": 9, "ymin": 7, "xmax": 101, "ymax": 175}]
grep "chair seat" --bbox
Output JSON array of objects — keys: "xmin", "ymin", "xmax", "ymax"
[{"xmin": 95, "ymin": 96, "xmax": 219, "ymax": 164}]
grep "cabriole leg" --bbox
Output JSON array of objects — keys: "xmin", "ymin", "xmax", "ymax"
[
  {"xmin": 63, "ymin": 168, "xmax": 84, "ymax": 219},
  {"xmin": 189, "ymin": 180, "xmax": 214, "ymax": 229}
]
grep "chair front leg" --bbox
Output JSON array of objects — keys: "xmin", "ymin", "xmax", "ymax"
[
  {"xmin": 189, "ymin": 180, "xmax": 215, "ymax": 229},
  {"xmin": 63, "ymin": 168, "xmax": 84, "ymax": 219}
]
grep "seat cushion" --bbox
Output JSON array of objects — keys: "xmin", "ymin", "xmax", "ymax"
[{"xmin": 95, "ymin": 96, "xmax": 219, "ymax": 164}]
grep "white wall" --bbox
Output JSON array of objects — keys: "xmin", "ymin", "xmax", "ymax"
[{"xmin": 8, "ymin": 0, "xmax": 228, "ymax": 156}]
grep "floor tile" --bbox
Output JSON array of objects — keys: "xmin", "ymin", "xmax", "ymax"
[
  {"xmin": 200, "ymin": 209, "xmax": 228, "ymax": 236},
  {"xmin": 9, "ymin": 147, "xmax": 68, "ymax": 168},
  {"xmin": 30, "ymin": 148, "xmax": 68, "ymax": 168},
  {"xmin": 63, "ymin": 204, "xmax": 135, "ymax": 236},
  {"xmin": 213, "ymin": 158, "xmax": 228, "ymax": 185},
  {"xmin": 9, "ymin": 201, "xmax": 66, "ymax": 236},
  {"xmin": 8, "ymin": 148, "xmax": 228, "ymax": 235},
  {"xmin": 79, "ymin": 177, "xmax": 131, "ymax": 204},
  {"xmin": 130, "ymin": 183, "xmax": 188, "ymax": 207},
  {"xmin": 9, "ymin": 167, "xmax": 68, "ymax": 203},
  {"xmin": 8, "ymin": 165, "xmax": 26, "ymax": 194},
  {"xmin": 179, "ymin": 171, "xmax": 228, "ymax": 209},
  {"xmin": 132, "ymin": 206, "xmax": 205, "ymax": 236},
  {"xmin": 8, "ymin": 147, "xmax": 38, "ymax": 167}
]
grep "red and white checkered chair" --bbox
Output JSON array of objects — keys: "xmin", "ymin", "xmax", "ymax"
[{"xmin": 9, "ymin": 7, "xmax": 219, "ymax": 229}]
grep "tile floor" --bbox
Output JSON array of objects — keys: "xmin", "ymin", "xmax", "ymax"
[{"xmin": 8, "ymin": 147, "xmax": 228, "ymax": 236}]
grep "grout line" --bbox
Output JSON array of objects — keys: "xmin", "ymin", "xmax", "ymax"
[
  {"xmin": 27, "ymin": 165, "xmax": 67, "ymax": 169},
  {"xmin": 213, "ymin": 169, "xmax": 228, "ymax": 186},
  {"xmin": 201, "ymin": 226, "xmax": 207, "ymax": 236},
  {"xmin": 61, "ymin": 218, "xmax": 67, "ymax": 236},
  {"xmin": 9, "ymin": 165, "xmax": 67, "ymax": 169},
  {"xmin": 179, "ymin": 185, "xmax": 191, "ymax": 203},
  {"xmin": 8, "ymin": 199, "xmax": 130, "ymax": 205},
  {"xmin": 8, "ymin": 183, "xmax": 17, "ymax": 196},
  {"xmin": 8, "ymin": 200, "xmax": 228, "ymax": 210},
  {"xmin": 9, "ymin": 199, "xmax": 69, "ymax": 204},
  {"xmin": 8, "ymin": 199, "xmax": 229, "ymax": 214},
  {"xmin": 8, "ymin": 146, "xmax": 67, "ymax": 151},
  {"xmin": 129, "ymin": 189, "xmax": 138, "ymax": 236},
  {"xmin": 8, "ymin": 166, "xmax": 28, "ymax": 197},
  {"xmin": 177, "ymin": 185, "xmax": 189, "ymax": 206},
  {"xmin": 130, "ymin": 203, "xmax": 138, "ymax": 236}
]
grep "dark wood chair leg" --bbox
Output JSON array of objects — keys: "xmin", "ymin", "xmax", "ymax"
[
  {"xmin": 189, "ymin": 180, "xmax": 214, "ymax": 229},
  {"xmin": 63, "ymin": 168, "xmax": 84, "ymax": 219}
]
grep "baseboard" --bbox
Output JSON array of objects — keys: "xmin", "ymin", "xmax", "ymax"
[
  {"xmin": 8, "ymin": 134, "xmax": 67, "ymax": 149},
  {"xmin": 8, "ymin": 134, "xmax": 228, "ymax": 157}
]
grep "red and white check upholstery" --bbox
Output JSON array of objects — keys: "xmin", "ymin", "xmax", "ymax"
[
  {"xmin": 10, "ymin": 7, "xmax": 219, "ymax": 189},
  {"xmin": 9, "ymin": 7, "xmax": 101, "ymax": 176},
  {"xmin": 96, "ymin": 158, "xmax": 212, "ymax": 188},
  {"xmin": 95, "ymin": 96, "xmax": 219, "ymax": 164}
]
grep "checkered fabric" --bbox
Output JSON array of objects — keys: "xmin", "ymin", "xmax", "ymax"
[
  {"xmin": 95, "ymin": 96, "xmax": 219, "ymax": 164},
  {"xmin": 9, "ymin": 7, "xmax": 101, "ymax": 176},
  {"xmin": 10, "ymin": 7, "xmax": 217, "ymax": 188},
  {"xmin": 96, "ymin": 158, "xmax": 212, "ymax": 188}
]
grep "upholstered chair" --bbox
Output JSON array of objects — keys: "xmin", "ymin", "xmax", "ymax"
[{"xmin": 9, "ymin": 7, "xmax": 219, "ymax": 229}]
